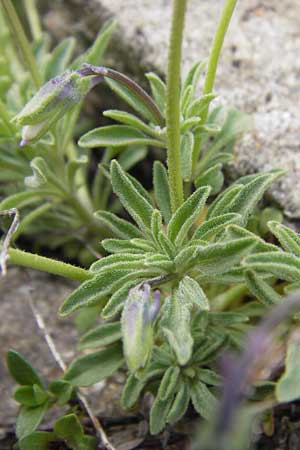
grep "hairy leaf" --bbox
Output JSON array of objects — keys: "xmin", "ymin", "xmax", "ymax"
[
  {"xmin": 268, "ymin": 221, "xmax": 300, "ymax": 257},
  {"xmin": 79, "ymin": 322, "xmax": 122, "ymax": 350},
  {"xmin": 244, "ymin": 270, "xmax": 281, "ymax": 306},
  {"xmin": 153, "ymin": 161, "xmax": 172, "ymax": 223},
  {"xmin": 243, "ymin": 252, "xmax": 300, "ymax": 282},
  {"xmin": 190, "ymin": 381, "xmax": 217, "ymax": 420},
  {"xmin": 192, "ymin": 213, "xmax": 241, "ymax": 241},
  {"xmin": 94, "ymin": 210, "xmax": 141, "ymax": 239},
  {"xmin": 64, "ymin": 344, "xmax": 124, "ymax": 386},
  {"xmin": 168, "ymin": 186, "xmax": 211, "ymax": 245},
  {"xmin": 167, "ymin": 381, "xmax": 190, "ymax": 424}
]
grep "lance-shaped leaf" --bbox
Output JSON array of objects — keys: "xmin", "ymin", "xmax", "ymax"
[
  {"xmin": 150, "ymin": 396, "xmax": 174, "ymax": 435},
  {"xmin": 157, "ymin": 367, "xmax": 180, "ymax": 401},
  {"xmin": 188, "ymin": 237, "xmax": 256, "ymax": 275},
  {"xmin": 79, "ymin": 322, "xmax": 122, "ymax": 350},
  {"xmin": 197, "ymin": 369, "xmax": 222, "ymax": 386},
  {"xmin": 16, "ymin": 403, "xmax": 49, "ymax": 439},
  {"xmin": 153, "ymin": 161, "xmax": 172, "ymax": 224},
  {"xmin": 167, "ymin": 186, "xmax": 211, "ymax": 245},
  {"xmin": 223, "ymin": 224, "xmax": 279, "ymax": 253},
  {"xmin": 268, "ymin": 221, "xmax": 300, "ymax": 257},
  {"xmin": 244, "ymin": 270, "xmax": 281, "ymax": 306},
  {"xmin": 122, "ymin": 284, "xmax": 159, "ymax": 372},
  {"xmin": 79, "ymin": 125, "xmax": 164, "ymax": 148},
  {"xmin": 195, "ymin": 163, "xmax": 224, "ymax": 195},
  {"xmin": 243, "ymin": 252, "xmax": 300, "ymax": 282},
  {"xmin": 90, "ymin": 253, "xmax": 143, "ymax": 272},
  {"xmin": 94, "ymin": 210, "xmax": 142, "ymax": 239},
  {"xmin": 182, "ymin": 60, "xmax": 207, "ymax": 102},
  {"xmin": 224, "ymin": 170, "xmax": 285, "ymax": 224},
  {"xmin": 7, "ymin": 350, "xmax": 44, "ymax": 387},
  {"xmin": 190, "ymin": 381, "xmax": 218, "ymax": 420},
  {"xmin": 181, "ymin": 131, "xmax": 194, "ymax": 182},
  {"xmin": 151, "ymin": 209, "xmax": 163, "ymax": 244},
  {"xmin": 207, "ymin": 185, "xmax": 243, "ymax": 219},
  {"xmin": 59, "ymin": 268, "xmax": 140, "ymax": 316},
  {"xmin": 103, "ymin": 110, "xmax": 160, "ymax": 138},
  {"xmin": 192, "ymin": 213, "xmax": 241, "ymax": 241},
  {"xmin": 276, "ymin": 332, "xmax": 300, "ymax": 403},
  {"xmin": 110, "ymin": 160, "xmax": 154, "ymax": 233},
  {"xmin": 53, "ymin": 414, "xmax": 97, "ymax": 450},
  {"xmin": 64, "ymin": 344, "xmax": 123, "ymax": 386},
  {"xmin": 161, "ymin": 293, "xmax": 193, "ymax": 366},
  {"xmin": 44, "ymin": 38, "xmax": 75, "ymax": 80},
  {"xmin": 177, "ymin": 276, "xmax": 209, "ymax": 311},
  {"xmin": 186, "ymin": 93, "xmax": 217, "ymax": 118},
  {"xmin": 167, "ymin": 381, "xmax": 190, "ymax": 424},
  {"xmin": 121, "ymin": 373, "xmax": 146, "ymax": 409},
  {"xmin": 146, "ymin": 72, "xmax": 166, "ymax": 113}
]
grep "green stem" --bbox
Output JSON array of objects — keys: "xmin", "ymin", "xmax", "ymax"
[
  {"xmin": 2, "ymin": 0, "xmax": 42, "ymax": 89},
  {"xmin": 166, "ymin": 0, "xmax": 187, "ymax": 212},
  {"xmin": 201, "ymin": 0, "xmax": 238, "ymax": 122},
  {"xmin": 9, "ymin": 248, "xmax": 91, "ymax": 281},
  {"xmin": 213, "ymin": 284, "xmax": 248, "ymax": 311},
  {"xmin": 24, "ymin": 0, "xmax": 42, "ymax": 41}
]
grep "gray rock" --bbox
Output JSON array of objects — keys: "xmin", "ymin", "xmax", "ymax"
[{"xmin": 42, "ymin": 0, "xmax": 300, "ymax": 217}]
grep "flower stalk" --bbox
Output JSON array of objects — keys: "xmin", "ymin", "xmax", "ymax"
[{"xmin": 166, "ymin": 0, "xmax": 187, "ymax": 212}]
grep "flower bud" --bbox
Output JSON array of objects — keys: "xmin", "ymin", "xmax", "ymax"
[
  {"xmin": 122, "ymin": 284, "xmax": 160, "ymax": 372},
  {"xmin": 12, "ymin": 71, "xmax": 96, "ymax": 145}
]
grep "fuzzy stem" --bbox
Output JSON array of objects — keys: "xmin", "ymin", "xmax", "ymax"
[
  {"xmin": 166, "ymin": 0, "xmax": 187, "ymax": 212},
  {"xmin": 8, "ymin": 248, "xmax": 91, "ymax": 281},
  {"xmin": 201, "ymin": 0, "xmax": 238, "ymax": 122},
  {"xmin": 2, "ymin": 0, "xmax": 42, "ymax": 89}
]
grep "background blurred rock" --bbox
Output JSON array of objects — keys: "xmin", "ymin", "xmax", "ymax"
[{"xmin": 41, "ymin": 0, "xmax": 300, "ymax": 219}]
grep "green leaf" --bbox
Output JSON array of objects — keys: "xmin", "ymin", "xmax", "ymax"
[
  {"xmin": 15, "ymin": 385, "xmax": 48, "ymax": 407},
  {"xmin": 197, "ymin": 369, "xmax": 222, "ymax": 386},
  {"xmin": 79, "ymin": 322, "xmax": 122, "ymax": 349},
  {"xmin": 103, "ymin": 110, "xmax": 159, "ymax": 137},
  {"xmin": 16, "ymin": 403, "xmax": 49, "ymax": 439},
  {"xmin": 208, "ymin": 312, "xmax": 248, "ymax": 325},
  {"xmin": 146, "ymin": 72, "xmax": 166, "ymax": 113},
  {"xmin": 150, "ymin": 396, "xmax": 173, "ymax": 435},
  {"xmin": 111, "ymin": 160, "xmax": 154, "ymax": 233},
  {"xmin": 153, "ymin": 161, "xmax": 172, "ymax": 224},
  {"xmin": 225, "ymin": 170, "xmax": 285, "ymax": 224},
  {"xmin": 177, "ymin": 276, "xmax": 209, "ymax": 311},
  {"xmin": 243, "ymin": 252, "xmax": 300, "ymax": 282},
  {"xmin": 182, "ymin": 60, "xmax": 207, "ymax": 97},
  {"xmin": 19, "ymin": 431, "xmax": 54, "ymax": 450},
  {"xmin": 166, "ymin": 382, "xmax": 190, "ymax": 424},
  {"xmin": 186, "ymin": 93, "xmax": 217, "ymax": 118},
  {"xmin": 59, "ymin": 269, "xmax": 136, "ymax": 316},
  {"xmin": 54, "ymin": 414, "xmax": 84, "ymax": 449},
  {"xmin": 193, "ymin": 333, "xmax": 228, "ymax": 364},
  {"xmin": 167, "ymin": 186, "xmax": 211, "ymax": 245},
  {"xmin": 151, "ymin": 209, "xmax": 163, "ymax": 244},
  {"xmin": 7, "ymin": 350, "xmax": 44, "ymax": 387},
  {"xmin": 44, "ymin": 38, "xmax": 75, "ymax": 80},
  {"xmin": 90, "ymin": 253, "xmax": 143, "ymax": 272},
  {"xmin": 192, "ymin": 213, "xmax": 241, "ymax": 241},
  {"xmin": 157, "ymin": 231, "xmax": 176, "ymax": 258},
  {"xmin": 0, "ymin": 190, "xmax": 49, "ymax": 210},
  {"xmin": 64, "ymin": 344, "xmax": 124, "ymax": 386},
  {"xmin": 195, "ymin": 163, "xmax": 224, "ymax": 195},
  {"xmin": 188, "ymin": 237, "xmax": 256, "ymax": 275},
  {"xmin": 276, "ymin": 333, "xmax": 300, "ymax": 403},
  {"xmin": 181, "ymin": 131, "xmax": 194, "ymax": 181},
  {"xmin": 207, "ymin": 185, "xmax": 243, "ymax": 219},
  {"xmin": 79, "ymin": 125, "xmax": 164, "ymax": 148},
  {"xmin": 49, "ymin": 380, "xmax": 73, "ymax": 405},
  {"xmin": 162, "ymin": 294, "xmax": 193, "ymax": 366},
  {"xmin": 190, "ymin": 381, "xmax": 217, "ymax": 419},
  {"xmin": 118, "ymin": 145, "xmax": 147, "ymax": 171},
  {"xmin": 244, "ymin": 270, "xmax": 281, "ymax": 306},
  {"xmin": 268, "ymin": 221, "xmax": 300, "ymax": 257},
  {"xmin": 121, "ymin": 373, "xmax": 145, "ymax": 409},
  {"xmin": 102, "ymin": 278, "xmax": 146, "ymax": 319},
  {"xmin": 157, "ymin": 367, "xmax": 180, "ymax": 401}
]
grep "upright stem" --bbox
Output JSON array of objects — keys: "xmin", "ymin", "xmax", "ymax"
[
  {"xmin": 2, "ymin": 0, "xmax": 42, "ymax": 89},
  {"xmin": 24, "ymin": 0, "xmax": 42, "ymax": 41},
  {"xmin": 166, "ymin": 0, "xmax": 187, "ymax": 212},
  {"xmin": 8, "ymin": 248, "xmax": 91, "ymax": 281},
  {"xmin": 201, "ymin": 0, "xmax": 238, "ymax": 122}
]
